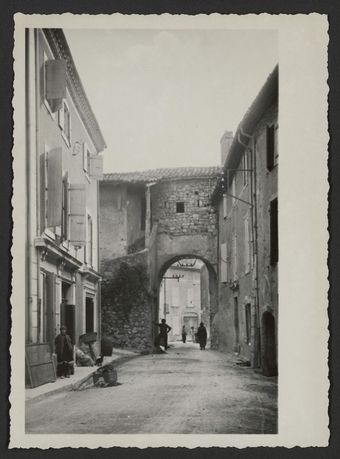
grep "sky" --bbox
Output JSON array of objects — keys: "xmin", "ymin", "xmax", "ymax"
[{"xmin": 64, "ymin": 29, "xmax": 277, "ymax": 173}]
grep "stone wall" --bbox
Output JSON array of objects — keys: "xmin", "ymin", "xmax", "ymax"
[
  {"xmin": 151, "ymin": 178, "xmax": 218, "ymax": 236},
  {"xmin": 101, "ymin": 250, "xmax": 153, "ymax": 351}
]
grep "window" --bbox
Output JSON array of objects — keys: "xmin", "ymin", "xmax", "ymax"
[
  {"xmin": 59, "ymin": 100, "xmax": 71, "ymax": 146},
  {"xmin": 245, "ymin": 303, "xmax": 251, "ymax": 345},
  {"xmin": 43, "ymin": 55, "xmax": 66, "ymax": 114},
  {"xmin": 270, "ymin": 198, "xmax": 278, "ymax": 265},
  {"xmin": 176, "ymin": 202, "xmax": 185, "ymax": 213},
  {"xmin": 83, "ymin": 142, "xmax": 91, "ymax": 173},
  {"xmin": 266, "ymin": 124, "xmax": 277, "ymax": 171}
]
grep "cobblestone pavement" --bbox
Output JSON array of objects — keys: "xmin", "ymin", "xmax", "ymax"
[{"xmin": 26, "ymin": 342, "xmax": 277, "ymax": 434}]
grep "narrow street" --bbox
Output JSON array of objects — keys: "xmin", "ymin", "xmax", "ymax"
[{"xmin": 26, "ymin": 342, "xmax": 277, "ymax": 434}]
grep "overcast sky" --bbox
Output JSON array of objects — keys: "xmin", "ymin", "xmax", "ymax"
[{"xmin": 64, "ymin": 29, "xmax": 277, "ymax": 173}]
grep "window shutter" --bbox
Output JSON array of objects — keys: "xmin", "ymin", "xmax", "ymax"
[
  {"xmin": 69, "ymin": 184, "xmax": 87, "ymax": 246},
  {"xmin": 58, "ymin": 105, "xmax": 64, "ymax": 129},
  {"xmin": 89, "ymin": 155, "xmax": 103, "ymax": 180},
  {"xmin": 45, "ymin": 59, "xmax": 67, "ymax": 101},
  {"xmin": 83, "ymin": 143, "xmax": 88, "ymax": 172},
  {"xmin": 47, "ymin": 147, "xmax": 63, "ymax": 227},
  {"xmin": 220, "ymin": 242, "xmax": 228, "ymax": 283},
  {"xmin": 223, "ymin": 193, "xmax": 227, "ymax": 218}
]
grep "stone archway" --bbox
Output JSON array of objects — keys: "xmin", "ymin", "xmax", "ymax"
[
  {"xmin": 261, "ymin": 311, "xmax": 277, "ymax": 376},
  {"xmin": 155, "ymin": 254, "xmax": 218, "ymax": 348}
]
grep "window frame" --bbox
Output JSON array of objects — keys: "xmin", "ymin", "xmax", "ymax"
[{"xmin": 59, "ymin": 99, "xmax": 71, "ymax": 147}]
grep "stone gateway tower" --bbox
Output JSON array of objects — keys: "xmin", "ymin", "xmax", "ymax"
[{"xmin": 99, "ymin": 167, "xmax": 221, "ymax": 351}]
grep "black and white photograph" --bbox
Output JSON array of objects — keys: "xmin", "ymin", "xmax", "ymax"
[{"xmin": 10, "ymin": 13, "xmax": 328, "ymax": 448}]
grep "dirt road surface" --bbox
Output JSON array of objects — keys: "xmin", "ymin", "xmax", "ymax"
[{"xmin": 26, "ymin": 342, "xmax": 277, "ymax": 434}]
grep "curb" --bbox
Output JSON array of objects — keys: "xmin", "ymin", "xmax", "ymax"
[{"xmin": 26, "ymin": 353, "xmax": 140, "ymax": 403}]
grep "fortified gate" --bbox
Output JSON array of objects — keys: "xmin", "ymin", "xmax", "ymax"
[{"xmin": 99, "ymin": 167, "xmax": 221, "ymax": 351}]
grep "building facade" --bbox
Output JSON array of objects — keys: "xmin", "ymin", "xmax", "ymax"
[
  {"xmin": 25, "ymin": 29, "xmax": 106, "ymax": 370},
  {"xmin": 212, "ymin": 66, "xmax": 278, "ymax": 375}
]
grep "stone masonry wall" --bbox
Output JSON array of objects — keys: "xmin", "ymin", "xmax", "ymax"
[
  {"xmin": 101, "ymin": 250, "xmax": 153, "ymax": 351},
  {"xmin": 151, "ymin": 178, "xmax": 218, "ymax": 236}
]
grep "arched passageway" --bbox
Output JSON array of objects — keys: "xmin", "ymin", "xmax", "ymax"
[
  {"xmin": 155, "ymin": 255, "xmax": 217, "ymax": 349},
  {"xmin": 261, "ymin": 311, "xmax": 277, "ymax": 376}
]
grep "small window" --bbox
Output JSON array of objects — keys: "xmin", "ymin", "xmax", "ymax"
[
  {"xmin": 270, "ymin": 198, "xmax": 278, "ymax": 265},
  {"xmin": 266, "ymin": 125, "xmax": 275, "ymax": 171},
  {"xmin": 83, "ymin": 142, "xmax": 91, "ymax": 173},
  {"xmin": 176, "ymin": 202, "xmax": 185, "ymax": 213}
]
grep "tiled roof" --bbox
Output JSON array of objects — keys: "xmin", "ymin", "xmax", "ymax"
[{"xmin": 103, "ymin": 166, "xmax": 222, "ymax": 184}]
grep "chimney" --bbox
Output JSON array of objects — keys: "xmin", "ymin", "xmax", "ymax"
[{"xmin": 220, "ymin": 130, "xmax": 233, "ymax": 166}]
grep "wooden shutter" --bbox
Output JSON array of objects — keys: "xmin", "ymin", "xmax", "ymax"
[
  {"xmin": 223, "ymin": 194, "xmax": 227, "ymax": 218},
  {"xmin": 45, "ymin": 272, "xmax": 56, "ymax": 352},
  {"xmin": 83, "ymin": 143, "xmax": 88, "ymax": 172},
  {"xmin": 220, "ymin": 242, "xmax": 228, "ymax": 283},
  {"xmin": 89, "ymin": 155, "xmax": 103, "ymax": 180},
  {"xmin": 69, "ymin": 184, "xmax": 86, "ymax": 246},
  {"xmin": 47, "ymin": 147, "xmax": 63, "ymax": 227},
  {"xmin": 45, "ymin": 59, "xmax": 67, "ymax": 100}
]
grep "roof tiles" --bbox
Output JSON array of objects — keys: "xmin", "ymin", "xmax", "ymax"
[{"xmin": 103, "ymin": 166, "xmax": 222, "ymax": 184}]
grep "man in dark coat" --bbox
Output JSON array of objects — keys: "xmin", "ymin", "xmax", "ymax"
[
  {"xmin": 154, "ymin": 319, "xmax": 171, "ymax": 350},
  {"xmin": 55, "ymin": 325, "xmax": 74, "ymax": 378},
  {"xmin": 197, "ymin": 322, "xmax": 207, "ymax": 350}
]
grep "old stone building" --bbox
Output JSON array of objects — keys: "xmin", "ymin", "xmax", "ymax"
[
  {"xmin": 99, "ymin": 168, "xmax": 220, "ymax": 351},
  {"xmin": 25, "ymin": 29, "xmax": 106, "ymax": 383},
  {"xmin": 212, "ymin": 65, "xmax": 278, "ymax": 375}
]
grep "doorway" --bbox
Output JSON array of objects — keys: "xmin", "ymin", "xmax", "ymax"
[
  {"xmin": 262, "ymin": 311, "xmax": 277, "ymax": 376},
  {"xmin": 61, "ymin": 282, "xmax": 75, "ymax": 344}
]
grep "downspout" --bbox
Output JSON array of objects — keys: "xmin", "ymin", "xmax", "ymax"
[{"xmin": 237, "ymin": 127, "xmax": 261, "ymax": 368}]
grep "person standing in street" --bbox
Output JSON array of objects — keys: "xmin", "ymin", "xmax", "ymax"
[
  {"xmin": 154, "ymin": 319, "xmax": 172, "ymax": 350},
  {"xmin": 190, "ymin": 326, "xmax": 196, "ymax": 342},
  {"xmin": 55, "ymin": 325, "xmax": 74, "ymax": 378},
  {"xmin": 197, "ymin": 322, "xmax": 208, "ymax": 350},
  {"xmin": 181, "ymin": 325, "xmax": 187, "ymax": 343}
]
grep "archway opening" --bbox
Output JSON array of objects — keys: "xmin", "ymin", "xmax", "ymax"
[
  {"xmin": 262, "ymin": 311, "xmax": 277, "ymax": 376},
  {"xmin": 157, "ymin": 256, "xmax": 214, "ymax": 348}
]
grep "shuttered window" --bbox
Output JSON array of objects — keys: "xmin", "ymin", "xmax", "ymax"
[
  {"xmin": 270, "ymin": 198, "xmax": 278, "ymax": 265},
  {"xmin": 46, "ymin": 147, "xmax": 63, "ymax": 228},
  {"xmin": 69, "ymin": 184, "xmax": 87, "ymax": 247},
  {"xmin": 266, "ymin": 125, "xmax": 275, "ymax": 171},
  {"xmin": 89, "ymin": 154, "xmax": 103, "ymax": 180},
  {"xmin": 85, "ymin": 214, "xmax": 93, "ymax": 266}
]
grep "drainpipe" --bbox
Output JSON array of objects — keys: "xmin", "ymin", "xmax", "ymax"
[
  {"xmin": 145, "ymin": 182, "xmax": 156, "ymax": 248},
  {"xmin": 237, "ymin": 127, "xmax": 261, "ymax": 368}
]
